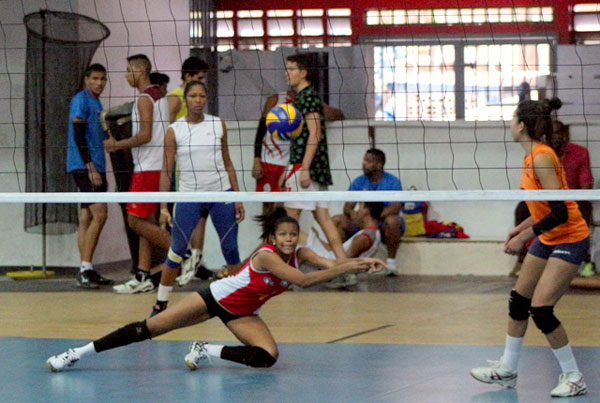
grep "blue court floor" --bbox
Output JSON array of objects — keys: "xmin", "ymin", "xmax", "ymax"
[{"xmin": 2, "ymin": 337, "xmax": 598, "ymax": 402}]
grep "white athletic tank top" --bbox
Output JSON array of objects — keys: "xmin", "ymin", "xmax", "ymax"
[
  {"xmin": 262, "ymin": 92, "xmax": 292, "ymax": 167},
  {"xmin": 131, "ymin": 85, "xmax": 168, "ymax": 172},
  {"xmin": 169, "ymin": 114, "xmax": 231, "ymax": 192}
]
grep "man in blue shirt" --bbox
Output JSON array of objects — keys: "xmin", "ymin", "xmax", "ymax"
[
  {"xmin": 333, "ymin": 149, "xmax": 404, "ymax": 274},
  {"xmin": 67, "ymin": 63, "xmax": 113, "ymax": 289}
]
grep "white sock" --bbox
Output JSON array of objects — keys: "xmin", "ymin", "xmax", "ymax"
[
  {"xmin": 386, "ymin": 258, "xmax": 397, "ymax": 273},
  {"xmin": 205, "ymin": 344, "xmax": 224, "ymax": 358},
  {"xmin": 80, "ymin": 261, "xmax": 93, "ymax": 273},
  {"xmin": 157, "ymin": 285, "xmax": 173, "ymax": 302},
  {"xmin": 73, "ymin": 342, "xmax": 96, "ymax": 358},
  {"xmin": 552, "ymin": 344, "xmax": 579, "ymax": 373},
  {"xmin": 192, "ymin": 249, "xmax": 203, "ymax": 259},
  {"xmin": 500, "ymin": 335, "xmax": 523, "ymax": 372}
]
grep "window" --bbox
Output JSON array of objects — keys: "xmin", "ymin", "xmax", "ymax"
[
  {"xmin": 464, "ymin": 44, "xmax": 550, "ymax": 120},
  {"xmin": 267, "ymin": 19, "xmax": 294, "ymax": 36},
  {"xmin": 365, "ymin": 7, "xmax": 553, "ymax": 26},
  {"xmin": 374, "ymin": 45, "xmax": 456, "ymax": 121},
  {"xmin": 374, "ymin": 42, "xmax": 551, "ymax": 121},
  {"xmin": 267, "ymin": 38, "xmax": 294, "ymax": 50},
  {"xmin": 572, "ymin": 4, "xmax": 600, "ymax": 44},
  {"xmin": 191, "ymin": 8, "xmax": 352, "ymax": 50}
]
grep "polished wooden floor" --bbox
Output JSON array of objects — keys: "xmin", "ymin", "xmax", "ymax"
[
  {"xmin": 1, "ymin": 281, "xmax": 599, "ymax": 347},
  {"xmin": 3, "ymin": 274, "xmax": 600, "ymax": 403}
]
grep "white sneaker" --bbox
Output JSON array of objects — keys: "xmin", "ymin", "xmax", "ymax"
[
  {"xmin": 325, "ymin": 273, "xmax": 358, "ymax": 289},
  {"xmin": 550, "ymin": 371, "xmax": 587, "ymax": 397},
  {"xmin": 46, "ymin": 349, "xmax": 80, "ymax": 372},
  {"xmin": 184, "ymin": 341, "xmax": 209, "ymax": 370},
  {"xmin": 176, "ymin": 259, "xmax": 195, "ymax": 287},
  {"xmin": 112, "ymin": 277, "xmax": 154, "ymax": 294},
  {"xmin": 386, "ymin": 259, "xmax": 399, "ymax": 276},
  {"xmin": 470, "ymin": 360, "xmax": 518, "ymax": 388}
]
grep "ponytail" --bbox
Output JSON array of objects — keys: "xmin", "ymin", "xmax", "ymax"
[
  {"xmin": 254, "ymin": 208, "xmax": 299, "ymax": 242},
  {"xmin": 515, "ymin": 97, "xmax": 562, "ymax": 153}
]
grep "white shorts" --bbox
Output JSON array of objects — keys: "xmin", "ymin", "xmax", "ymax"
[{"xmin": 283, "ymin": 163, "xmax": 328, "ymax": 211}]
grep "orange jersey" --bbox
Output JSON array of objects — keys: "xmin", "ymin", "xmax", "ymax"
[{"xmin": 521, "ymin": 143, "xmax": 589, "ymax": 245}]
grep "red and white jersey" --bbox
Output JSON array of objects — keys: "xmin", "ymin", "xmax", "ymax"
[
  {"xmin": 209, "ymin": 243, "xmax": 297, "ymax": 315},
  {"xmin": 262, "ymin": 92, "xmax": 294, "ymax": 167}
]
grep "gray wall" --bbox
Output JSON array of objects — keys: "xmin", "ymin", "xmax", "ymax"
[
  {"xmin": 1, "ymin": 3, "xmax": 599, "ymax": 268},
  {"xmin": 217, "ymin": 46, "xmax": 373, "ymax": 122}
]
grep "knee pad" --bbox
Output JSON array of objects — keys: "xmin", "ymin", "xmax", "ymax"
[
  {"xmin": 530, "ymin": 306, "xmax": 561, "ymax": 334},
  {"xmin": 508, "ymin": 289, "xmax": 531, "ymax": 321},
  {"xmin": 166, "ymin": 248, "xmax": 184, "ymax": 268},
  {"xmin": 246, "ymin": 347, "xmax": 277, "ymax": 368}
]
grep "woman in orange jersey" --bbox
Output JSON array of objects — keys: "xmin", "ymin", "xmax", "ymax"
[{"xmin": 471, "ymin": 99, "xmax": 589, "ymax": 398}]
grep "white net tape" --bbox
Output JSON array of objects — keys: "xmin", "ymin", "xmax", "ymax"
[{"xmin": 4, "ymin": 189, "xmax": 599, "ymax": 203}]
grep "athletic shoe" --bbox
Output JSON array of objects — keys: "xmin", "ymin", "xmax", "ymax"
[
  {"xmin": 86, "ymin": 270, "xmax": 114, "ymax": 286},
  {"xmin": 112, "ymin": 277, "xmax": 154, "ymax": 294},
  {"xmin": 193, "ymin": 261, "xmax": 213, "ymax": 280},
  {"xmin": 176, "ymin": 258, "xmax": 195, "ymax": 287},
  {"xmin": 386, "ymin": 259, "xmax": 399, "ymax": 276},
  {"xmin": 184, "ymin": 341, "xmax": 209, "ymax": 370},
  {"xmin": 325, "ymin": 273, "xmax": 358, "ymax": 289},
  {"xmin": 580, "ymin": 262, "xmax": 595, "ymax": 278},
  {"xmin": 77, "ymin": 270, "xmax": 100, "ymax": 289},
  {"xmin": 470, "ymin": 360, "xmax": 518, "ymax": 388},
  {"xmin": 46, "ymin": 349, "xmax": 80, "ymax": 372},
  {"xmin": 550, "ymin": 371, "xmax": 587, "ymax": 397},
  {"xmin": 150, "ymin": 301, "xmax": 168, "ymax": 318}
]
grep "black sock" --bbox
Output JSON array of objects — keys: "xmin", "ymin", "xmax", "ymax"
[
  {"xmin": 154, "ymin": 300, "xmax": 168, "ymax": 309},
  {"xmin": 221, "ymin": 346, "xmax": 277, "ymax": 368},
  {"xmin": 93, "ymin": 320, "xmax": 151, "ymax": 353},
  {"xmin": 135, "ymin": 270, "xmax": 148, "ymax": 282}
]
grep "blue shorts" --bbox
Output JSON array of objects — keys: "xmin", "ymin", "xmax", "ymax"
[{"xmin": 527, "ymin": 237, "xmax": 590, "ymax": 265}]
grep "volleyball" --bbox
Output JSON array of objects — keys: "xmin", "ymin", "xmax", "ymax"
[{"xmin": 266, "ymin": 103, "xmax": 304, "ymax": 141}]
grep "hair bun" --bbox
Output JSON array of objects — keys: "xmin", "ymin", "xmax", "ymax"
[{"xmin": 548, "ymin": 97, "xmax": 562, "ymax": 111}]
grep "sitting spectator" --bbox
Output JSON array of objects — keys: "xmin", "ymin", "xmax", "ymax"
[
  {"xmin": 306, "ymin": 202, "xmax": 384, "ymax": 288},
  {"xmin": 333, "ymin": 149, "xmax": 404, "ymax": 275}
]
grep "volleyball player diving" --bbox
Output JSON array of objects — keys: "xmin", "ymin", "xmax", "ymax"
[
  {"xmin": 470, "ymin": 99, "xmax": 590, "ymax": 397},
  {"xmin": 46, "ymin": 208, "xmax": 385, "ymax": 372}
]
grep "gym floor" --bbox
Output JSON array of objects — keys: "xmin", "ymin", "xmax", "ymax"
[{"xmin": 1, "ymin": 266, "xmax": 599, "ymax": 402}]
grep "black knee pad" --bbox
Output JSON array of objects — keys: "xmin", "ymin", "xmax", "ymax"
[
  {"xmin": 93, "ymin": 320, "xmax": 151, "ymax": 353},
  {"xmin": 246, "ymin": 347, "xmax": 277, "ymax": 368},
  {"xmin": 508, "ymin": 290, "xmax": 531, "ymax": 321},
  {"xmin": 530, "ymin": 306, "xmax": 561, "ymax": 334}
]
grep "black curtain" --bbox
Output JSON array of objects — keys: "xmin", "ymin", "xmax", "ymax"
[{"xmin": 23, "ymin": 10, "xmax": 109, "ymax": 234}]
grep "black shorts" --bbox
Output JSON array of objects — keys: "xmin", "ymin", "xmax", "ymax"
[
  {"xmin": 198, "ymin": 287, "xmax": 245, "ymax": 324},
  {"xmin": 71, "ymin": 170, "xmax": 107, "ymax": 208},
  {"xmin": 528, "ymin": 237, "xmax": 590, "ymax": 265}
]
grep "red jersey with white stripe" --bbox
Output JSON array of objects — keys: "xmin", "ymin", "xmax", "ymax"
[{"xmin": 209, "ymin": 244, "xmax": 297, "ymax": 315}]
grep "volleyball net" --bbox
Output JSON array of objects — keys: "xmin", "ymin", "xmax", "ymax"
[{"xmin": 1, "ymin": 1, "xmax": 600, "ymax": 270}]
